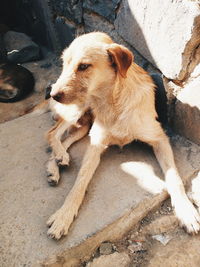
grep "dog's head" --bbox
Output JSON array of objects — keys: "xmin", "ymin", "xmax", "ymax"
[{"xmin": 50, "ymin": 32, "xmax": 133, "ymax": 110}]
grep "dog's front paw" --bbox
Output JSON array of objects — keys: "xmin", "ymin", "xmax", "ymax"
[
  {"xmin": 174, "ymin": 198, "xmax": 200, "ymax": 234},
  {"xmin": 55, "ymin": 151, "xmax": 70, "ymax": 166},
  {"xmin": 47, "ymin": 207, "xmax": 76, "ymax": 239},
  {"xmin": 46, "ymin": 158, "xmax": 60, "ymax": 186}
]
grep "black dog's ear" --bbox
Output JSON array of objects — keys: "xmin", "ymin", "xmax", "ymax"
[{"xmin": 45, "ymin": 84, "xmax": 52, "ymax": 99}]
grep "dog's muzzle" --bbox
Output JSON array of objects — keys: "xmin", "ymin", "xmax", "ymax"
[
  {"xmin": 45, "ymin": 83, "xmax": 64, "ymax": 103},
  {"xmin": 50, "ymin": 91, "xmax": 65, "ymax": 103},
  {"xmin": 52, "ymin": 93, "xmax": 63, "ymax": 102}
]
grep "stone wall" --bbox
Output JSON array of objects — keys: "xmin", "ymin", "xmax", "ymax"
[
  {"xmin": 49, "ymin": 0, "xmax": 200, "ymax": 145},
  {"xmin": 50, "ymin": 0, "xmax": 159, "ymax": 76}
]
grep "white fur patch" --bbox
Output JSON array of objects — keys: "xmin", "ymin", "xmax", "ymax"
[{"xmin": 52, "ymin": 100, "xmax": 83, "ymax": 124}]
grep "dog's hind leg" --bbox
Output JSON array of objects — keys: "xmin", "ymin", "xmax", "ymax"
[
  {"xmin": 47, "ymin": 123, "xmax": 90, "ymax": 185},
  {"xmin": 46, "ymin": 111, "xmax": 92, "ymax": 185},
  {"xmin": 147, "ymin": 126, "xmax": 200, "ymax": 234},
  {"xmin": 61, "ymin": 110, "xmax": 92, "ymax": 153},
  {"xmin": 47, "ymin": 110, "xmax": 92, "ymax": 165},
  {"xmin": 62, "ymin": 124, "xmax": 90, "ymax": 151},
  {"xmin": 46, "ymin": 119, "xmax": 71, "ymax": 185}
]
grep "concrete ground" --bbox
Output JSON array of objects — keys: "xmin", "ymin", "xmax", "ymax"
[
  {"xmin": 0, "ymin": 112, "xmax": 164, "ymax": 266},
  {"xmin": 0, "ymin": 110, "xmax": 200, "ymax": 267},
  {"xmin": 0, "ymin": 59, "xmax": 200, "ymax": 267}
]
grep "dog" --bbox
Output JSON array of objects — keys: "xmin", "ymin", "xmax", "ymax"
[
  {"xmin": 0, "ymin": 62, "xmax": 34, "ymax": 102},
  {"xmin": 45, "ymin": 32, "xmax": 200, "ymax": 239}
]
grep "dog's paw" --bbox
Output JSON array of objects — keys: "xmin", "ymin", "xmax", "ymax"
[
  {"xmin": 55, "ymin": 151, "xmax": 70, "ymax": 166},
  {"xmin": 174, "ymin": 198, "xmax": 200, "ymax": 234},
  {"xmin": 46, "ymin": 158, "xmax": 60, "ymax": 186},
  {"xmin": 47, "ymin": 207, "xmax": 75, "ymax": 239}
]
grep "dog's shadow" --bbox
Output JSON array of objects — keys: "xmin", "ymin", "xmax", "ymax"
[{"xmin": 120, "ymin": 142, "xmax": 165, "ymax": 195}]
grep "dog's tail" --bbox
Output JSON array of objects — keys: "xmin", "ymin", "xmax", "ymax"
[{"xmin": 26, "ymin": 99, "xmax": 50, "ymax": 116}]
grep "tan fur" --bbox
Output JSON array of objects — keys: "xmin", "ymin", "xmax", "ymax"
[
  {"xmin": 46, "ymin": 32, "xmax": 200, "ymax": 239},
  {"xmin": 46, "ymin": 110, "xmax": 92, "ymax": 185}
]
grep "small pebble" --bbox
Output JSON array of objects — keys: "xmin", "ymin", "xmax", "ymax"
[
  {"xmin": 99, "ymin": 242, "xmax": 113, "ymax": 255},
  {"xmin": 128, "ymin": 242, "xmax": 143, "ymax": 253}
]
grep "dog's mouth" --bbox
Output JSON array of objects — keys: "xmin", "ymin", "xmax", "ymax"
[{"xmin": 51, "ymin": 90, "xmax": 80, "ymax": 105}]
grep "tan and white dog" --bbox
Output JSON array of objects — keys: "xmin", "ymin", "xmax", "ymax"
[{"xmin": 45, "ymin": 32, "xmax": 200, "ymax": 239}]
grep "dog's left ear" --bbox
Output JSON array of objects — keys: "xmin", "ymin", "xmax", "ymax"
[{"xmin": 107, "ymin": 44, "xmax": 133, "ymax": 78}]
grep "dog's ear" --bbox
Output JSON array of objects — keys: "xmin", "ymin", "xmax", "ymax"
[{"xmin": 107, "ymin": 44, "xmax": 133, "ymax": 78}]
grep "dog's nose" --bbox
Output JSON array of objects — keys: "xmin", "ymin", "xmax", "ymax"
[{"xmin": 52, "ymin": 92, "xmax": 63, "ymax": 102}]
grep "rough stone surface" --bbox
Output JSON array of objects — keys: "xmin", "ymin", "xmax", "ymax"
[
  {"xmin": 164, "ymin": 67, "xmax": 200, "ymax": 145},
  {"xmin": 170, "ymin": 134, "xmax": 200, "ymax": 182},
  {"xmin": 115, "ymin": 0, "xmax": 200, "ymax": 80},
  {"xmin": 143, "ymin": 215, "xmax": 179, "ymax": 235},
  {"xmin": 51, "ymin": 0, "xmax": 83, "ymax": 24},
  {"xmin": 117, "ymin": 202, "xmax": 200, "ymax": 267},
  {"xmin": 148, "ymin": 232, "xmax": 200, "ymax": 267},
  {"xmin": 54, "ymin": 16, "xmax": 76, "ymax": 49},
  {"xmin": 3, "ymin": 31, "xmax": 41, "ymax": 63},
  {"xmin": 83, "ymin": 11, "xmax": 159, "ymax": 72},
  {"xmin": 83, "ymin": 0, "xmax": 121, "ymax": 22},
  {"xmin": 174, "ymin": 80, "xmax": 200, "ymax": 145},
  {"xmin": 27, "ymin": 0, "xmax": 62, "ymax": 53},
  {"xmin": 99, "ymin": 242, "xmax": 113, "ymax": 255},
  {"xmin": 86, "ymin": 252, "xmax": 130, "ymax": 267}
]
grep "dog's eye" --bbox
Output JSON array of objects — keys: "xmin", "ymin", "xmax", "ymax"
[{"xmin": 78, "ymin": 64, "xmax": 91, "ymax": 71}]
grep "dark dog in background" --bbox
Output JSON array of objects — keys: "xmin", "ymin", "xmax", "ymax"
[{"xmin": 0, "ymin": 62, "xmax": 34, "ymax": 102}]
